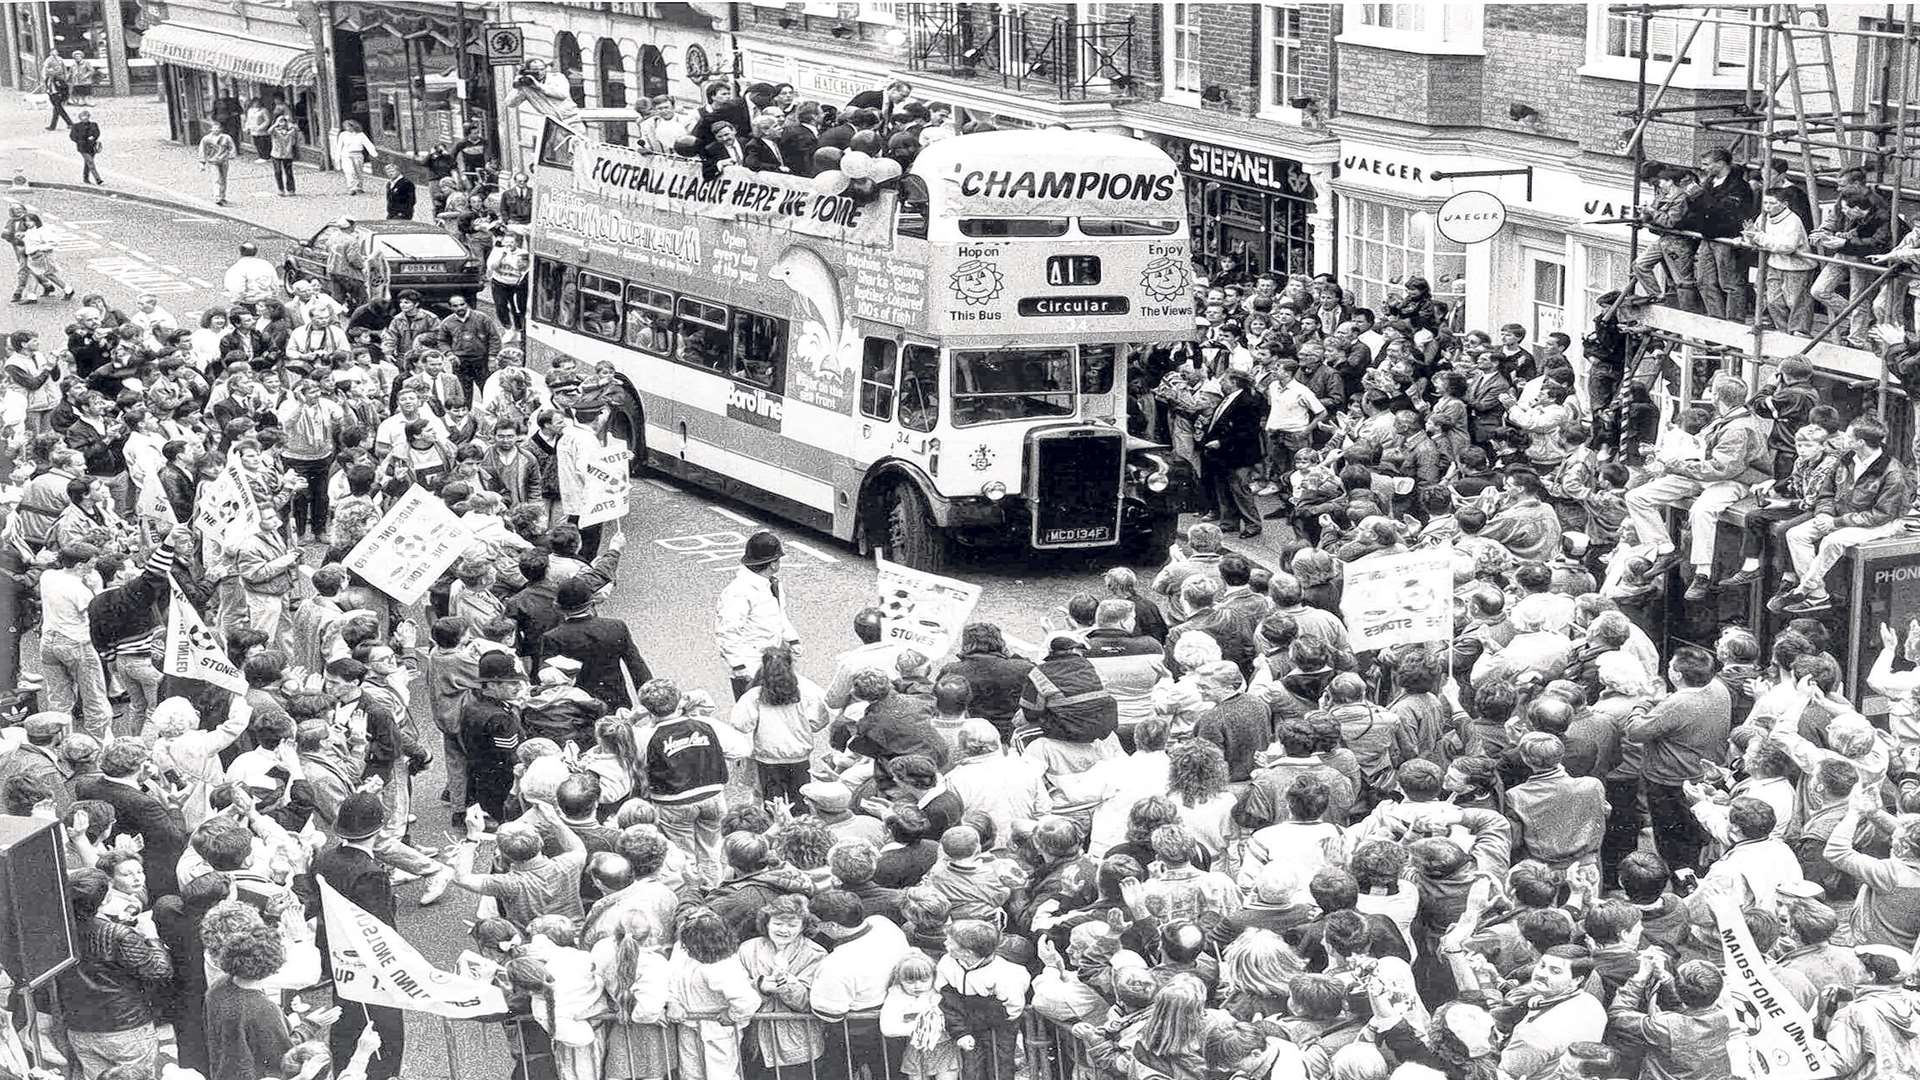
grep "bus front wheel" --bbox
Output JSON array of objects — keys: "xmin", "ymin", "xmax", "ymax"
[
  {"xmin": 606, "ymin": 387, "xmax": 647, "ymax": 477},
  {"xmin": 883, "ymin": 481, "xmax": 950, "ymax": 573}
]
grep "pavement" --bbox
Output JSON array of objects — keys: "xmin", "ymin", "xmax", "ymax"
[{"xmin": 2, "ymin": 89, "xmax": 391, "ymax": 239}]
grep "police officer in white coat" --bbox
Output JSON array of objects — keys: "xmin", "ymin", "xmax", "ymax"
[{"xmin": 716, "ymin": 530, "xmax": 800, "ymax": 699}]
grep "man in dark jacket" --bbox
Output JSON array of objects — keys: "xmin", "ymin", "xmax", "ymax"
[
  {"xmin": 382, "ymin": 163, "xmax": 416, "ymax": 220},
  {"xmin": 1689, "ymin": 147, "xmax": 1755, "ymax": 320},
  {"xmin": 1776, "ymin": 415, "xmax": 1915, "ymax": 613},
  {"xmin": 505, "ymin": 541, "xmax": 622, "ymax": 668},
  {"xmin": 313, "ymin": 793, "xmax": 406, "ymax": 1079},
  {"xmin": 53, "ymin": 869, "xmax": 174, "ymax": 1074},
  {"xmin": 708, "ymin": 832, "xmax": 814, "ymax": 940},
  {"xmin": 157, "ymin": 440, "xmax": 198, "ymax": 525},
  {"xmin": 542, "ymin": 575, "xmax": 652, "ymax": 709},
  {"xmin": 1017, "ymin": 635, "xmax": 1117, "ymax": 746},
  {"xmin": 1812, "ymin": 190, "xmax": 1894, "ymax": 347},
  {"xmin": 938, "ymin": 623, "xmax": 1034, "ymax": 741},
  {"xmin": 1200, "ymin": 370, "xmax": 1265, "ymax": 537},
  {"xmin": 74, "ymin": 739, "xmax": 191, "ymax": 897}
]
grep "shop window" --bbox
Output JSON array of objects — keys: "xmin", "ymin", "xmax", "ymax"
[
  {"xmin": 554, "ymin": 32, "xmax": 586, "ymax": 108},
  {"xmin": 533, "ymin": 260, "xmax": 578, "ymax": 329},
  {"xmin": 596, "ymin": 39, "xmax": 629, "ymax": 146},
  {"xmin": 1339, "ymin": 196, "xmax": 1466, "ymax": 314},
  {"xmin": 623, "ymin": 284, "xmax": 673, "ymax": 355},
  {"xmin": 578, "ymin": 273, "xmax": 624, "ymax": 341},
  {"xmin": 900, "ymin": 345, "xmax": 939, "ymax": 432},
  {"xmin": 1580, "ymin": 244, "xmax": 1631, "ymax": 327},
  {"xmin": 677, "ymin": 297, "xmax": 730, "ymax": 371},
  {"xmin": 639, "ymin": 46, "xmax": 668, "ymax": 99},
  {"xmin": 861, "ymin": 338, "xmax": 897, "ymax": 421},
  {"xmin": 732, "ymin": 311, "xmax": 788, "ymax": 389}
]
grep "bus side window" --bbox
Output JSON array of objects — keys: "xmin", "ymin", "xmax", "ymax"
[
  {"xmin": 533, "ymin": 260, "xmax": 575, "ymax": 328},
  {"xmin": 623, "ymin": 284, "xmax": 674, "ymax": 356},
  {"xmin": 578, "ymin": 273, "xmax": 625, "ymax": 342},
  {"xmin": 860, "ymin": 338, "xmax": 897, "ymax": 421},
  {"xmin": 732, "ymin": 311, "xmax": 789, "ymax": 390},
  {"xmin": 676, "ymin": 297, "xmax": 729, "ymax": 372},
  {"xmin": 896, "ymin": 176, "xmax": 929, "ymax": 240},
  {"xmin": 900, "ymin": 344, "xmax": 939, "ymax": 433}
]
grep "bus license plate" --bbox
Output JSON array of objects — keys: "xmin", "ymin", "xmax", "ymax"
[{"xmin": 1043, "ymin": 526, "xmax": 1112, "ymax": 543}]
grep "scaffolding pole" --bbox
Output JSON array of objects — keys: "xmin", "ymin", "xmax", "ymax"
[{"xmin": 1612, "ymin": 1, "xmax": 1920, "ymax": 422}]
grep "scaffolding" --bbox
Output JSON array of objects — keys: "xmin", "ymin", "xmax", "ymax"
[{"xmin": 1614, "ymin": 3, "xmax": 1920, "ymax": 421}]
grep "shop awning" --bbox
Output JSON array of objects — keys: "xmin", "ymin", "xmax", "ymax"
[{"xmin": 140, "ymin": 22, "xmax": 317, "ymax": 84}]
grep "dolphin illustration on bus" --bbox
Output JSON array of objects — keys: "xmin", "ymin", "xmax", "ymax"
[{"xmin": 770, "ymin": 244, "xmax": 859, "ymax": 413}]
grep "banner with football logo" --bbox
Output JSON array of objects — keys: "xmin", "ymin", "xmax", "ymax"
[
  {"xmin": 577, "ymin": 439, "xmax": 634, "ymax": 527},
  {"xmin": 1705, "ymin": 889, "xmax": 1830, "ymax": 1080},
  {"xmin": 874, "ymin": 554, "xmax": 982, "ymax": 660},
  {"xmin": 193, "ymin": 463, "xmax": 259, "ymax": 569},
  {"xmin": 1339, "ymin": 547, "xmax": 1454, "ymax": 650},
  {"xmin": 343, "ymin": 485, "xmax": 475, "ymax": 606},
  {"xmin": 320, "ymin": 878, "xmax": 506, "ymax": 1018},
  {"xmin": 163, "ymin": 582, "xmax": 245, "ymax": 693}
]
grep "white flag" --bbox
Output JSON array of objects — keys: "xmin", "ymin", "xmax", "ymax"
[
  {"xmin": 874, "ymin": 554, "xmax": 982, "ymax": 660},
  {"xmin": 576, "ymin": 439, "xmax": 634, "ymax": 527},
  {"xmin": 342, "ymin": 485, "xmax": 475, "ymax": 606},
  {"xmin": 1339, "ymin": 547, "xmax": 1455, "ymax": 651},
  {"xmin": 162, "ymin": 582, "xmax": 245, "ymax": 693},
  {"xmin": 319, "ymin": 877, "xmax": 506, "ymax": 1018},
  {"xmin": 1706, "ymin": 889, "xmax": 1831, "ymax": 1080},
  {"xmin": 194, "ymin": 463, "xmax": 259, "ymax": 570}
]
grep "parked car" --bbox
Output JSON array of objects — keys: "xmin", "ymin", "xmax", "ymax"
[{"xmin": 280, "ymin": 219, "xmax": 483, "ymax": 309}]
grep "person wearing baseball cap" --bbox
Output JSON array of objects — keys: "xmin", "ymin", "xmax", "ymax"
[
  {"xmin": 799, "ymin": 779, "xmax": 884, "ymax": 848},
  {"xmin": 313, "ymin": 789, "xmax": 407, "ymax": 1077},
  {"xmin": 716, "ymin": 529, "xmax": 800, "ymax": 700},
  {"xmin": 0, "ymin": 710, "xmax": 73, "ymax": 814}
]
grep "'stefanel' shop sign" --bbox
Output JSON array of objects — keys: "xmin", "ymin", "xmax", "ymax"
[
  {"xmin": 1183, "ymin": 142, "xmax": 1317, "ymax": 197},
  {"xmin": 574, "ymin": 141, "xmax": 897, "ymax": 248},
  {"xmin": 1437, "ymin": 190, "xmax": 1508, "ymax": 244}
]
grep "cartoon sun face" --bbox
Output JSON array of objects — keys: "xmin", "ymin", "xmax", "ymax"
[
  {"xmin": 1140, "ymin": 256, "xmax": 1189, "ymax": 303},
  {"xmin": 948, "ymin": 260, "xmax": 1005, "ymax": 306}
]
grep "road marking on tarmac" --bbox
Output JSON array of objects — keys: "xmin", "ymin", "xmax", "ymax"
[
  {"xmin": 61, "ymin": 219, "xmax": 111, "ymax": 226},
  {"xmin": 171, "ymin": 215, "xmax": 217, "ymax": 223},
  {"xmin": 787, "ymin": 540, "xmax": 839, "ymax": 565},
  {"xmin": 84, "ymin": 255, "xmax": 194, "ymax": 295},
  {"xmin": 707, "ymin": 506, "xmax": 757, "ymax": 528},
  {"xmin": 188, "ymin": 277, "xmax": 212, "ymax": 289}
]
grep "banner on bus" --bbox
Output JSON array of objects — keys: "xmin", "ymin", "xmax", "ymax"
[
  {"xmin": 944, "ymin": 156, "xmax": 1186, "ymax": 220},
  {"xmin": 1705, "ymin": 889, "xmax": 1830, "ymax": 1080},
  {"xmin": 577, "ymin": 440, "xmax": 634, "ymax": 527},
  {"xmin": 572, "ymin": 142, "xmax": 897, "ymax": 248},
  {"xmin": 1339, "ymin": 547, "xmax": 1453, "ymax": 650},
  {"xmin": 343, "ymin": 485, "xmax": 476, "ymax": 606},
  {"xmin": 874, "ymin": 554, "xmax": 981, "ymax": 660},
  {"xmin": 320, "ymin": 878, "xmax": 507, "ymax": 1018}
]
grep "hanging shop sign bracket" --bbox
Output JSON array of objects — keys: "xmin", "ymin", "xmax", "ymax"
[{"xmin": 1429, "ymin": 165, "xmax": 1533, "ymax": 202}]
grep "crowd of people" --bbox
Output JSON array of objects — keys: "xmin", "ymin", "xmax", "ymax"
[{"xmin": 6, "ymin": 82, "xmax": 1920, "ymax": 1080}]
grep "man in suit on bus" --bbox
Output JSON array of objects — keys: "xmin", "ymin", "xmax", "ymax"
[
  {"xmin": 743, "ymin": 113, "xmax": 791, "ymax": 173},
  {"xmin": 1199, "ymin": 370, "xmax": 1265, "ymax": 539},
  {"xmin": 704, "ymin": 121, "xmax": 749, "ymax": 172},
  {"xmin": 780, "ymin": 103, "xmax": 824, "ymax": 177}
]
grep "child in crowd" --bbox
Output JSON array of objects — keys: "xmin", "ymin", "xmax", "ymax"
[
  {"xmin": 882, "ymin": 951, "xmax": 960, "ymax": 1080},
  {"xmin": 935, "ymin": 920, "xmax": 1030, "ymax": 1080}
]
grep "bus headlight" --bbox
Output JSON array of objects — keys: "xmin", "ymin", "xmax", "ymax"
[
  {"xmin": 1145, "ymin": 471, "xmax": 1170, "ymax": 493},
  {"xmin": 981, "ymin": 481, "xmax": 1007, "ymax": 501}
]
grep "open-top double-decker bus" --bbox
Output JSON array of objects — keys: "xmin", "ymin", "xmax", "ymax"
[{"xmin": 526, "ymin": 122, "xmax": 1196, "ymax": 570}]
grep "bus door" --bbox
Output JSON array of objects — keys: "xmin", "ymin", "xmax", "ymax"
[{"xmin": 856, "ymin": 336, "xmax": 942, "ymax": 465}]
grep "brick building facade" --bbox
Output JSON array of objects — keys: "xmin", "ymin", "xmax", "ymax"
[{"xmin": 495, "ymin": 3, "xmax": 1775, "ymax": 339}]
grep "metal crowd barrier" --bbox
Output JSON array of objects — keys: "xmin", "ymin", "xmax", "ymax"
[{"xmin": 473, "ymin": 1007, "xmax": 1100, "ymax": 1080}]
